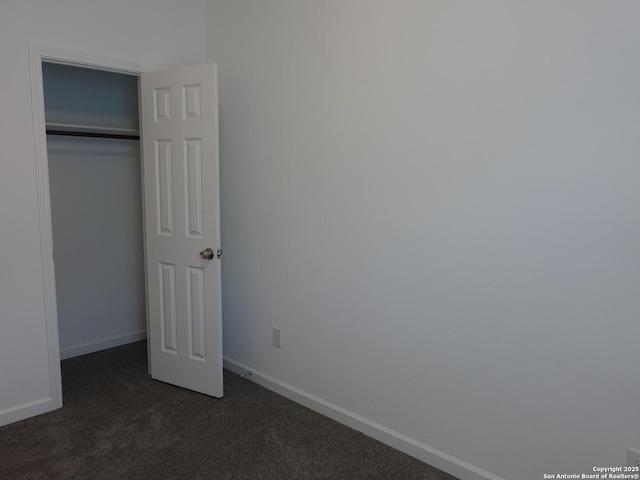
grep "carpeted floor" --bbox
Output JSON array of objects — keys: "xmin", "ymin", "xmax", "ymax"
[{"xmin": 0, "ymin": 341, "xmax": 458, "ymax": 480}]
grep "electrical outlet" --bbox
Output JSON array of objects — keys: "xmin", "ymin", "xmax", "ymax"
[
  {"xmin": 272, "ymin": 327, "xmax": 282, "ymax": 348},
  {"xmin": 627, "ymin": 447, "xmax": 640, "ymax": 467}
]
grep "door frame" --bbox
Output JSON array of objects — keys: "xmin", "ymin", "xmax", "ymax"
[{"xmin": 28, "ymin": 43, "xmax": 153, "ymax": 410}]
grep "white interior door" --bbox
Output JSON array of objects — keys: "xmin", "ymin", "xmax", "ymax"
[{"xmin": 140, "ymin": 63, "xmax": 222, "ymax": 397}]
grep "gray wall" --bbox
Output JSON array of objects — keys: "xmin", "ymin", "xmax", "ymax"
[
  {"xmin": 45, "ymin": 63, "xmax": 146, "ymax": 358},
  {"xmin": 43, "ymin": 62, "xmax": 139, "ymax": 130},
  {"xmin": 207, "ymin": 2, "xmax": 640, "ymax": 479}
]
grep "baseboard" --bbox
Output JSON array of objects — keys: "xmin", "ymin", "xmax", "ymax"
[
  {"xmin": 0, "ymin": 396, "xmax": 60, "ymax": 427},
  {"xmin": 60, "ymin": 330, "xmax": 147, "ymax": 360},
  {"xmin": 223, "ymin": 357, "xmax": 505, "ymax": 480}
]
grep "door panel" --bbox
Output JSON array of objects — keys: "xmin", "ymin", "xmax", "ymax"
[{"xmin": 140, "ymin": 64, "xmax": 222, "ymax": 397}]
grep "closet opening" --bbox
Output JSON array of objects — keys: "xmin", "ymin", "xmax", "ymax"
[{"xmin": 43, "ymin": 62, "xmax": 147, "ymax": 373}]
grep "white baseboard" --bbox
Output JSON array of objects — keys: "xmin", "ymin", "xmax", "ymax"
[
  {"xmin": 0, "ymin": 396, "xmax": 60, "ymax": 427},
  {"xmin": 223, "ymin": 357, "xmax": 505, "ymax": 480},
  {"xmin": 60, "ymin": 329, "xmax": 147, "ymax": 360}
]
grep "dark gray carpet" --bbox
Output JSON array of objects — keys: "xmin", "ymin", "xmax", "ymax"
[{"xmin": 0, "ymin": 342, "xmax": 458, "ymax": 480}]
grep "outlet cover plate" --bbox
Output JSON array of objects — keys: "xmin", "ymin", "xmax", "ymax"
[{"xmin": 272, "ymin": 327, "xmax": 282, "ymax": 348}]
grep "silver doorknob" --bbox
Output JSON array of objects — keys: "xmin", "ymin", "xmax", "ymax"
[{"xmin": 200, "ymin": 248, "xmax": 215, "ymax": 260}]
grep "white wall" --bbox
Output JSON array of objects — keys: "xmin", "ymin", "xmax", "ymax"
[
  {"xmin": 207, "ymin": 2, "xmax": 640, "ymax": 479},
  {"xmin": 0, "ymin": 0, "xmax": 206, "ymax": 424},
  {"xmin": 48, "ymin": 137, "xmax": 146, "ymax": 358}
]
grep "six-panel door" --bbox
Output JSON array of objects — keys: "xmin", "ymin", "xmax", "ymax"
[{"xmin": 140, "ymin": 64, "xmax": 222, "ymax": 397}]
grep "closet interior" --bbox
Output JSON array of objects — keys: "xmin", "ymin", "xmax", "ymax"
[{"xmin": 44, "ymin": 62, "xmax": 147, "ymax": 360}]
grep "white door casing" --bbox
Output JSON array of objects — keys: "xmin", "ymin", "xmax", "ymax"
[
  {"xmin": 140, "ymin": 64, "xmax": 223, "ymax": 397},
  {"xmin": 24, "ymin": 43, "xmax": 153, "ymax": 426}
]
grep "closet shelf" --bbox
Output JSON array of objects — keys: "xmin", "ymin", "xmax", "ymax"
[{"xmin": 46, "ymin": 122, "xmax": 140, "ymax": 140}]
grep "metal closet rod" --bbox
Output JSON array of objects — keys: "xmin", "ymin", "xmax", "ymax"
[{"xmin": 46, "ymin": 129, "xmax": 140, "ymax": 140}]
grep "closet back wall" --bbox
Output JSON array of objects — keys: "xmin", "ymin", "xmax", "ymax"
[{"xmin": 44, "ymin": 63, "xmax": 146, "ymax": 359}]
